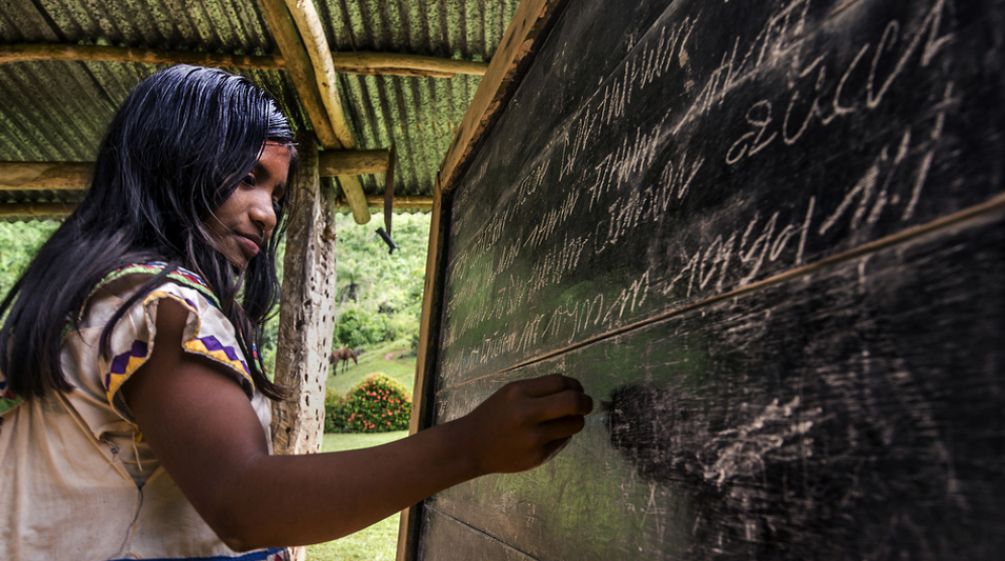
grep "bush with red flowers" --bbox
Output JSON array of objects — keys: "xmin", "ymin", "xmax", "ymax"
[{"xmin": 326, "ymin": 373, "xmax": 411, "ymax": 433}]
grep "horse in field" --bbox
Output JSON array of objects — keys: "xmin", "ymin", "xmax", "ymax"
[{"xmin": 329, "ymin": 347, "xmax": 362, "ymax": 374}]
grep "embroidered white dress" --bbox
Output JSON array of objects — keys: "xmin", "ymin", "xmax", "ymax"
[{"xmin": 0, "ymin": 267, "xmax": 288, "ymax": 561}]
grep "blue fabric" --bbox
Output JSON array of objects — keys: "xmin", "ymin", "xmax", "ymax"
[{"xmin": 109, "ymin": 547, "xmax": 285, "ymax": 561}]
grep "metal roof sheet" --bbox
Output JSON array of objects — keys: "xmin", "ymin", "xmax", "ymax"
[{"xmin": 0, "ymin": 0, "xmax": 517, "ymax": 212}]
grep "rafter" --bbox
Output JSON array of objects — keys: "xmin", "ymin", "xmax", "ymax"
[
  {"xmin": 0, "ymin": 202, "xmax": 77, "ymax": 220},
  {"xmin": 0, "ymin": 197, "xmax": 431, "ymax": 220},
  {"xmin": 258, "ymin": 0, "xmax": 339, "ymax": 150},
  {"xmin": 0, "ymin": 43, "xmax": 281, "ymax": 69},
  {"xmin": 1, "ymin": 153, "xmax": 390, "ymax": 190},
  {"xmin": 281, "ymin": 0, "xmax": 354, "ymax": 148},
  {"xmin": 319, "ymin": 149, "xmax": 389, "ymax": 176},
  {"xmin": 265, "ymin": 0, "xmax": 368, "ymax": 224},
  {"xmin": 0, "ymin": 43, "xmax": 487, "ymax": 78},
  {"xmin": 329, "ymin": 51, "xmax": 487, "ymax": 77},
  {"xmin": 0, "ymin": 162, "xmax": 91, "ymax": 190}
]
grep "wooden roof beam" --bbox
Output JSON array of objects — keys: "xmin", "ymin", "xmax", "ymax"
[
  {"xmin": 329, "ymin": 51, "xmax": 487, "ymax": 77},
  {"xmin": 0, "ymin": 44, "xmax": 281, "ymax": 70},
  {"xmin": 0, "ymin": 202, "xmax": 77, "ymax": 220},
  {"xmin": 0, "ymin": 197, "xmax": 431, "ymax": 219},
  {"xmin": 0, "ymin": 43, "xmax": 487, "ymax": 78},
  {"xmin": 0, "ymin": 162, "xmax": 91, "ymax": 190},
  {"xmin": 1, "ymin": 152, "xmax": 389, "ymax": 190},
  {"xmin": 318, "ymin": 149, "xmax": 388, "ymax": 176},
  {"xmin": 277, "ymin": 0, "xmax": 372, "ymax": 225},
  {"xmin": 258, "ymin": 0, "xmax": 340, "ymax": 149}
]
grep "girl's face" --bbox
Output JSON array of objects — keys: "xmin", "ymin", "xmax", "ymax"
[{"xmin": 207, "ymin": 142, "xmax": 291, "ymax": 270}]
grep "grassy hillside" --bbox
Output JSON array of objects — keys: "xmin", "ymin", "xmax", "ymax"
[{"xmin": 326, "ymin": 339, "xmax": 416, "ymax": 397}]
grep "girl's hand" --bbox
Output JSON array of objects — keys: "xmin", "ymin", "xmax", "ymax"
[{"xmin": 454, "ymin": 374, "xmax": 594, "ymax": 475}]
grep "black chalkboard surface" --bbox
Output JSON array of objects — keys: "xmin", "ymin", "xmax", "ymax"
[{"xmin": 414, "ymin": 1, "xmax": 1005, "ymax": 559}]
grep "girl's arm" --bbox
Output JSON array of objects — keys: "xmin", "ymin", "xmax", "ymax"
[{"xmin": 122, "ymin": 299, "xmax": 593, "ymax": 551}]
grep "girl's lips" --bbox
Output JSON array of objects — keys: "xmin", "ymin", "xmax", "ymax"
[{"xmin": 235, "ymin": 234, "xmax": 261, "ymax": 259}]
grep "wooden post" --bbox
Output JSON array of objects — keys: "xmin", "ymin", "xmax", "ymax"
[
  {"xmin": 269, "ymin": 136, "xmax": 337, "ymax": 523},
  {"xmin": 270, "ymin": 137, "xmax": 337, "ymax": 560}
]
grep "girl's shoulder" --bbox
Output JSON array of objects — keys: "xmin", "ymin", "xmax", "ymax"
[
  {"xmin": 84, "ymin": 262, "xmax": 256, "ymax": 422},
  {"xmin": 88, "ymin": 261, "xmax": 221, "ymax": 311}
]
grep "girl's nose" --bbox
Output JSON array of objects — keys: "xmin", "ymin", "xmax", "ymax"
[{"xmin": 249, "ymin": 194, "xmax": 277, "ymax": 238}]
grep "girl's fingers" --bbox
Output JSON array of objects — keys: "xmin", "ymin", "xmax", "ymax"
[
  {"xmin": 519, "ymin": 374, "xmax": 583, "ymax": 397},
  {"xmin": 538, "ymin": 415, "xmax": 587, "ymax": 442},
  {"xmin": 530, "ymin": 389, "xmax": 593, "ymax": 422}
]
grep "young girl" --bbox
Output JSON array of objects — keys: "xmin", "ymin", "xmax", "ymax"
[{"xmin": 0, "ymin": 65, "xmax": 592, "ymax": 560}]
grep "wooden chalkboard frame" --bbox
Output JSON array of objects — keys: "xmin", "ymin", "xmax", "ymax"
[{"xmin": 396, "ymin": 2, "xmax": 568, "ymax": 560}]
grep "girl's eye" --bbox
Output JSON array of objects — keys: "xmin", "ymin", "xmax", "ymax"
[{"xmin": 241, "ymin": 174, "xmax": 256, "ymax": 186}]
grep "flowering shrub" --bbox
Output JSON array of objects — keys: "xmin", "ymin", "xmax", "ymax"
[{"xmin": 326, "ymin": 373, "xmax": 412, "ymax": 433}]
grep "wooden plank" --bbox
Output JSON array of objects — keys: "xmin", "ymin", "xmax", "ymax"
[
  {"xmin": 351, "ymin": 195, "xmax": 432, "ymax": 211},
  {"xmin": 269, "ymin": 136, "xmax": 335, "ymax": 456},
  {"xmin": 1, "ymin": 152, "xmax": 391, "ymax": 192},
  {"xmin": 415, "ymin": 506, "xmax": 537, "ymax": 561},
  {"xmin": 0, "ymin": 162, "xmax": 91, "ymax": 190},
  {"xmin": 0, "ymin": 196, "xmax": 433, "ymax": 218},
  {"xmin": 279, "ymin": 0, "xmax": 371, "ymax": 224},
  {"xmin": 282, "ymin": 0, "xmax": 355, "ymax": 148},
  {"xmin": 318, "ymin": 149, "xmax": 389, "ymax": 176},
  {"xmin": 335, "ymin": 175, "xmax": 370, "ymax": 224},
  {"xmin": 258, "ymin": 0, "xmax": 338, "ymax": 149},
  {"xmin": 0, "ymin": 202, "xmax": 75, "ymax": 220},
  {"xmin": 436, "ymin": 0, "xmax": 566, "ymax": 193},
  {"xmin": 0, "ymin": 43, "xmax": 485, "ymax": 78},
  {"xmin": 396, "ymin": 183, "xmax": 450, "ymax": 561},
  {"xmin": 0, "ymin": 43, "xmax": 281, "ymax": 69},
  {"xmin": 329, "ymin": 51, "xmax": 487, "ymax": 78}
]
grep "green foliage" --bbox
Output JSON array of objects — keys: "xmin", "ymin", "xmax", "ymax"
[
  {"xmin": 324, "ymin": 387, "xmax": 346, "ymax": 433},
  {"xmin": 327, "ymin": 373, "xmax": 411, "ymax": 433},
  {"xmin": 330, "ymin": 213, "xmax": 428, "ymax": 349},
  {"xmin": 334, "ymin": 305, "xmax": 390, "ymax": 348},
  {"xmin": 0, "ymin": 221, "xmax": 61, "ymax": 302}
]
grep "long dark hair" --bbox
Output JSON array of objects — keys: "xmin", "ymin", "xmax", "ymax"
[{"xmin": 0, "ymin": 65, "xmax": 296, "ymax": 400}]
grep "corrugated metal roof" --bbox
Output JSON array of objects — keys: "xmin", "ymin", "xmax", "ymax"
[
  {"xmin": 321, "ymin": 0, "xmax": 514, "ymax": 60},
  {"xmin": 338, "ymin": 72, "xmax": 481, "ymax": 196},
  {"xmin": 320, "ymin": 0, "xmax": 518, "ymax": 195},
  {"xmin": 0, "ymin": 0, "xmax": 519, "ymax": 212}
]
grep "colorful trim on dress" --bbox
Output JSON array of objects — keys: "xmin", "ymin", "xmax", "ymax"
[
  {"xmin": 93, "ymin": 261, "xmax": 221, "ymax": 309},
  {"xmin": 104, "ymin": 291, "xmax": 254, "ymax": 415},
  {"xmin": 182, "ymin": 334, "xmax": 252, "ymax": 381},
  {"xmin": 109, "ymin": 547, "xmax": 288, "ymax": 561}
]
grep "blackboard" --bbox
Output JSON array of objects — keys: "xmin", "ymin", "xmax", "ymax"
[{"xmin": 412, "ymin": 1, "xmax": 1005, "ymax": 559}]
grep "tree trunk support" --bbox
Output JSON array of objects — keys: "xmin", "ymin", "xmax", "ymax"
[{"xmin": 269, "ymin": 137, "xmax": 338, "ymax": 560}]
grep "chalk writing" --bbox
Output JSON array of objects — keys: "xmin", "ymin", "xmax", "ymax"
[{"xmin": 439, "ymin": 0, "xmax": 969, "ymax": 385}]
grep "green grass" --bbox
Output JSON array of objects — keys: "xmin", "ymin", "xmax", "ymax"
[
  {"xmin": 306, "ymin": 431, "xmax": 409, "ymax": 561},
  {"xmin": 327, "ymin": 340, "xmax": 417, "ymax": 397}
]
